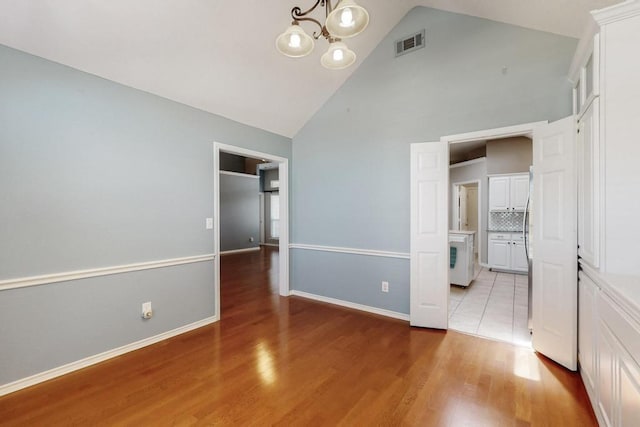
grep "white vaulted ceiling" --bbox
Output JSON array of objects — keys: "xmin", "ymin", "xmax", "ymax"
[{"xmin": 0, "ymin": 0, "xmax": 623, "ymax": 137}]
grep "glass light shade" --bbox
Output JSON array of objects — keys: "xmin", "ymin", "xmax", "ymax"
[
  {"xmin": 321, "ymin": 41, "xmax": 356, "ymax": 70},
  {"xmin": 325, "ymin": 0, "xmax": 369, "ymax": 39},
  {"xmin": 276, "ymin": 23, "xmax": 314, "ymax": 57}
]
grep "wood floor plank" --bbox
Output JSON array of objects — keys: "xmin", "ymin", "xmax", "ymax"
[{"xmin": 0, "ymin": 247, "xmax": 596, "ymax": 426}]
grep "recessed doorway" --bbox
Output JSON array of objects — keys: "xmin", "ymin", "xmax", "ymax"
[{"xmin": 213, "ymin": 142, "xmax": 289, "ymax": 320}]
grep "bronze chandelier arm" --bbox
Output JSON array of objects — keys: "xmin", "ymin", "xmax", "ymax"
[{"xmin": 291, "ymin": 1, "xmax": 334, "ymax": 40}]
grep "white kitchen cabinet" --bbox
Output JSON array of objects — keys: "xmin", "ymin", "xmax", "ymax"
[
  {"xmin": 578, "ymin": 266, "xmax": 640, "ymax": 427},
  {"xmin": 578, "ymin": 95, "xmax": 600, "ymax": 269},
  {"xmin": 512, "ymin": 241, "xmax": 528, "ymax": 271},
  {"xmin": 579, "ymin": 273, "xmax": 597, "ymax": 398},
  {"xmin": 488, "ymin": 233, "xmax": 527, "ymax": 273},
  {"xmin": 510, "ymin": 175, "xmax": 530, "ymax": 211},
  {"xmin": 488, "ymin": 237, "xmax": 510, "ymax": 270},
  {"xmin": 489, "ymin": 174, "xmax": 529, "ymax": 212},
  {"xmin": 488, "ymin": 176, "xmax": 510, "ymax": 211}
]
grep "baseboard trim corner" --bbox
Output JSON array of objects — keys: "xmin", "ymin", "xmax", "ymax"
[
  {"xmin": 290, "ymin": 290, "xmax": 409, "ymax": 322},
  {"xmin": 0, "ymin": 315, "xmax": 218, "ymax": 397}
]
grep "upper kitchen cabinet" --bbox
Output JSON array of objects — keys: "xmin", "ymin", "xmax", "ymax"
[
  {"xmin": 489, "ymin": 174, "xmax": 529, "ymax": 212},
  {"xmin": 570, "ymin": 0, "xmax": 640, "ymax": 274}
]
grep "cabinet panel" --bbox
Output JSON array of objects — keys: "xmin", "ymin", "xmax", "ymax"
[
  {"xmin": 578, "ymin": 98, "xmax": 600, "ymax": 268},
  {"xmin": 598, "ymin": 321, "xmax": 616, "ymax": 427},
  {"xmin": 489, "ymin": 175, "xmax": 529, "ymax": 212},
  {"xmin": 620, "ymin": 352, "xmax": 640, "ymax": 427},
  {"xmin": 488, "ymin": 239, "xmax": 510, "ymax": 270},
  {"xmin": 578, "ymin": 272, "xmax": 597, "ymax": 396},
  {"xmin": 511, "ymin": 175, "xmax": 530, "ymax": 211},
  {"xmin": 512, "ymin": 242, "xmax": 528, "ymax": 272},
  {"xmin": 489, "ymin": 176, "xmax": 510, "ymax": 211}
]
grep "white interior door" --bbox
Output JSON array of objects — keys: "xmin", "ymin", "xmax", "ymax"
[
  {"xmin": 410, "ymin": 141, "xmax": 449, "ymax": 329},
  {"xmin": 532, "ymin": 116, "xmax": 578, "ymax": 371}
]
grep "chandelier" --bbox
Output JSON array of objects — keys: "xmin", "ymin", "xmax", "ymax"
[{"xmin": 276, "ymin": 0, "xmax": 370, "ymax": 70}]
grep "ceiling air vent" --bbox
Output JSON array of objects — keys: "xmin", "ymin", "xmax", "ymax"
[{"xmin": 395, "ymin": 30, "xmax": 425, "ymax": 57}]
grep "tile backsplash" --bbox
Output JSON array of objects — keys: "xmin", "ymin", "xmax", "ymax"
[{"xmin": 489, "ymin": 211, "xmax": 525, "ymax": 232}]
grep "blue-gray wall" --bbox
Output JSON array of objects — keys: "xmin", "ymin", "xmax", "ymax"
[
  {"xmin": 0, "ymin": 44, "xmax": 291, "ymax": 385},
  {"xmin": 219, "ymin": 173, "xmax": 260, "ymax": 252},
  {"xmin": 291, "ymin": 7, "xmax": 577, "ymax": 313}
]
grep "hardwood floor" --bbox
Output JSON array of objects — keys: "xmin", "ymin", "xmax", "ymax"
[{"xmin": 0, "ymin": 247, "xmax": 596, "ymax": 426}]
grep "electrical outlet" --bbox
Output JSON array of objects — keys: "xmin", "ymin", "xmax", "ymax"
[
  {"xmin": 205, "ymin": 218, "xmax": 214, "ymax": 229},
  {"xmin": 142, "ymin": 302, "xmax": 153, "ymax": 319},
  {"xmin": 381, "ymin": 281, "xmax": 389, "ymax": 293},
  {"xmin": 249, "ymin": 237, "xmax": 254, "ymax": 242}
]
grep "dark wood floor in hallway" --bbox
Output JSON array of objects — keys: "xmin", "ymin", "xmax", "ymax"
[{"xmin": 0, "ymin": 247, "xmax": 596, "ymax": 426}]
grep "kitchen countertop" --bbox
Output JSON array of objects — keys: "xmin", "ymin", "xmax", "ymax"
[
  {"xmin": 449, "ymin": 230, "xmax": 476, "ymax": 235},
  {"xmin": 487, "ymin": 230, "xmax": 523, "ymax": 233}
]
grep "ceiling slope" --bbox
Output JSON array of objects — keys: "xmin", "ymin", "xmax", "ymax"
[{"xmin": 0, "ymin": 0, "xmax": 622, "ymax": 137}]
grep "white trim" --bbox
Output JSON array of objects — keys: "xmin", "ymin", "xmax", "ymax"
[
  {"xmin": 219, "ymin": 170, "xmax": 259, "ymax": 179},
  {"xmin": 0, "ymin": 254, "xmax": 215, "ymax": 292},
  {"xmin": 442, "ymin": 121, "xmax": 547, "ymax": 144},
  {"xmin": 216, "ymin": 143, "xmax": 287, "ymax": 163},
  {"xmin": 213, "ymin": 142, "xmax": 290, "ymax": 321},
  {"xmin": 449, "ymin": 157, "xmax": 486, "ymax": 169},
  {"xmin": 0, "ymin": 315, "xmax": 218, "ymax": 397},
  {"xmin": 219, "ymin": 247, "xmax": 260, "ymax": 255},
  {"xmin": 290, "ymin": 243, "xmax": 410, "ymax": 260},
  {"xmin": 290, "ymin": 290, "xmax": 409, "ymax": 321},
  {"xmin": 569, "ymin": 19, "xmax": 598, "ymax": 84},
  {"xmin": 592, "ymin": 0, "xmax": 640, "ymax": 26},
  {"xmin": 486, "ymin": 172, "xmax": 528, "ymax": 178}
]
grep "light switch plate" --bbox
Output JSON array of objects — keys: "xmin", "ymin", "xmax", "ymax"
[{"xmin": 206, "ymin": 218, "xmax": 213, "ymax": 229}]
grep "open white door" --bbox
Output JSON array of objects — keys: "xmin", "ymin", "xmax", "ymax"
[
  {"xmin": 410, "ymin": 141, "xmax": 449, "ymax": 329},
  {"xmin": 532, "ymin": 116, "xmax": 578, "ymax": 371}
]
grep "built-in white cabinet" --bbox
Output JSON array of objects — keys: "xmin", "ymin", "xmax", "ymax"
[
  {"xmin": 579, "ymin": 266, "xmax": 640, "ymax": 427},
  {"xmin": 579, "ymin": 273, "xmax": 597, "ymax": 395},
  {"xmin": 488, "ymin": 233, "xmax": 527, "ymax": 273},
  {"xmin": 576, "ymin": 54, "xmax": 601, "ymax": 269},
  {"xmin": 572, "ymin": 2, "xmax": 640, "ymax": 424},
  {"xmin": 489, "ymin": 174, "xmax": 529, "ymax": 212}
]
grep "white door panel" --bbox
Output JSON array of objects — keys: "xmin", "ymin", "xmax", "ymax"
[
  {"xmin": 532, "ymin": 116, "xmax": 578, "ymax": 371},
  {"xmin": 410, "ymin": 142, "xmax": 449, "ymax": 329}
]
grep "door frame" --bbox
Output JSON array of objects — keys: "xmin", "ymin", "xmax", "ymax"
[
  {"xmin": 452, "ymin": 179, "xmax": 481, "ymax": 260},
  {"xmin": 410, "ymin": 121, "xmax": 547, "ymax": 328},
  {"xmin": 213, "ymin": 142, "xmax": 289, "ymax": 320}
]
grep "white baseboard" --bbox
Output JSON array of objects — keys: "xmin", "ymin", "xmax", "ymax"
[
  {"xmin": 0, "ymin": 315, "xmax": 218, "ymax": 397},
  {"xmin": 290, "ymin": 290, "xmax": 409, "ymax": 321},
  {"xmin": 219, "ymin": 247, "xmax": 260, "ymax": 255}
]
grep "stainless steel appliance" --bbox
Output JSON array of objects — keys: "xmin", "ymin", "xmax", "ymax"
[{"xmin": 523, "ymin": 165, "xmax": 533, "ymax": 332}]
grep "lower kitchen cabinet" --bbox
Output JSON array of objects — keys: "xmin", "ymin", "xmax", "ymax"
[
  {"xmin": 488, "ymin": 232, "xmax": 527, "ymax": 273},
  {"xmin": 579, "ymin": 267, "xmax": 640, "ymax": 427}
]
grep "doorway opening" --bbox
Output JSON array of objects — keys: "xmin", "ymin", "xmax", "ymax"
[
  {"xmin": 445, "ymin": 125, "xmax": 538, "ymax": 347},
  {"xmin": 213, "ymin": 142, "xmax": 289, "ymax": 319}
]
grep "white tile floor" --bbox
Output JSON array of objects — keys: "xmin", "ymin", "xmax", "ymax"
[{"xmin": 449, "ymin": 265, "xmax": 531, "ymax": 347}]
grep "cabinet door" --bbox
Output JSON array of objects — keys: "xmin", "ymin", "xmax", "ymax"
[
  {"xmin": 577, "ymin": 98, "xmax": 600, "ymax": 268},
  {"xmin": 511, "ymin": 241, "xmax": 528, "ymax": 272},
  {"xmin": 597, "ymin": 321, "xmax": 616, "ymax": 427},
  {"xmin": 489, "ymin": 176, "xmax": 510, "ymax": 211},
  {"xmin": 488, "ymin": 239, "xmax": 510, "ymax": 270},
  {"xmin": 510, "ymin": 175, "xmax": 530, "ymax": 211},
  {"xmin": 619, "ymin": 349, "xmax": 640, "ymax": 427},
  {"xmin": 578, "ymin": 272, "xmax": 597, "ymax": 398}
]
